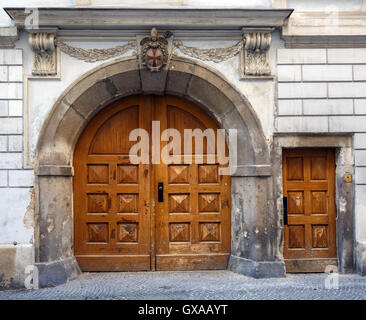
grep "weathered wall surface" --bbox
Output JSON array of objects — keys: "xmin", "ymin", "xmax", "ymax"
[
  {"xmin": 275, "ymin": 47, "xmax": 366, "ymax": 274},
  {"xmin": 0, "ymin": 47, "xmax": 34, "ymax": 287}
]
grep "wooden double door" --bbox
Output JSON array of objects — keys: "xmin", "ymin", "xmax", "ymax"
[
  {"xmin": 74, "ymin": 95, "xmax": 231, "ymax": 271},
  {"xmin": 283, "ymin": 148, "xmax": 337, "ymax": 272}
]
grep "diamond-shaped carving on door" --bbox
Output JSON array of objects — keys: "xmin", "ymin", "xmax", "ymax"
[
  {"xmin": 169, "ymin": 194, "xmax": 190, "ymax": 213},
  {"xmin": 118, "ymin": 223, "xmax": 138, "ymax": 242},
  {"xmin": 199, "ymin": 193, "xmax": 220, "ymax": 212},
  {"xmin": 169, "ymin": 223, "xmax": 190, "ymax": 242},
  {"xmin": 199, "ymin": 222, "xmax": 220, "ymax": 241}
]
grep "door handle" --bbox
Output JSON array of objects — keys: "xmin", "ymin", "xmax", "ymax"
[
  {"xmin": 283, "ymin": 196, "xmax": 288, "ymax": 226},
  {"xmin": 158, "ymin": 182, "xmax": 164, "ymax": 202}
]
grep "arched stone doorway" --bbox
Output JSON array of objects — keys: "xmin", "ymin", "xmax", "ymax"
[{"xmin": 34, "ymin": 56, "xmax": 283, "ymax": 287}]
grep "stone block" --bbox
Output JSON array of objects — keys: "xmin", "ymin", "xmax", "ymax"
[
  {"xmin": 0, "ymin": 83, "xmax": 22, "ymax": 99},
  {"xmin": 228, "ymin": 255, "xmax": 286, "ymax": 278},
  {"xmin": 278, "ymin": 99, "xmax": 302, "ymax": 115},
  {"xmin": 355, "ymin": 99, "xmax": 366, "ymax": 114},
  {"xmin": 0, "ymin": 153, "xmax": 22, "ymax": 169},
  {"xmin": 354, "ymin": 133, "xmax": 366, "ymax": 149},
  {"xmin": 356, "ymin": 167, "xmax": 366, "ymax": 184},
  {"xmin": 302, "ymin": 65, "xmax": 352, "ymax": 82},
  {"xmin": 0, "ymin": 170, "xmax": 7, "ymax": 186},
  {"xmin": 0, "ymin": 118, "xmax": 22, "ymax": 134},
  {"xmin": 72, "ymin": 79, "xmax": 118, "ymax": 119},
  {"xmin": 9, "ymin": 170, "xmax": 34, "ymax": 187},
  {"xmin": 278, "ymin": 83, "xmax": 327, "ymax": 99},
  {"xmin": 187, "ymin": 75, "xmax": 234, "ymax": 115},
  {"xmin": 0, "ymin": 100, "xmax": 8, "ymax": 116},
  {"xmin": 0, "ymin": 244, "xmax": 33, "ymax": 289},
  {"xmin": 0, "ymin": 135, "xmax": 7, "ymax": 151},
  {"xmin": 303, "ymin": 99, "xmax": 353, "ymax": 115},
  {"xmin": 36, "ymin": 256, "xmax": 81, "ymax": 288},
  {"xmin": 356, "ymin": 241, "xmax": 366, "ymax": 276},
  {"xmin": 277, "ymin": 48, "xmax": 326, "ymax": 64},
  {"xmin": 165, "ymin": 70, "xmax": 192, "ymax": 96},
  {"xmin": 140, "ymin": 68, "xmax": 167, "ymax": 95},
  {"xmin": 276, "ymin": 116, "xmax": 328, "ymax": 133},
  {"xmin": 0, "ymin": 188, "xmax": 32, "ymax": 243},
  {"xmin": 8, "ymin": 135, "xmax": 22, "ymax": 152},
  {"xmin": 109, "ymin": 70, "xmax": 141, "ymax": 97},
  {"xmin": 329, "ymin": 82, "xmax": 366, "ymax": 98},
  {"xmin": 8, "ymin": 100, "xmax": 22, "ymax": 116},
  {"xmin": 355, "ymin": 150, "xmax": 366, "ymax": 166},
  {"xmin": 0, "ymin": 49, "xmax": 22, "ymax": 65},
  {"xmin": 8, "ymin": 66, "xmax": 22, "ymax": 82},
  {"xmin": 328, "ymin": 48, "xmax": 366, "ymax": 64},
  {"xmin": 353, "ymin": 65, "xmax": 366, "ymax": 81},
  {"xmin": 0, "ymin": 66, "xmax": 7, "ymax": 81},
  {"xmin": 329, "ymin": 116, "xmax": 366, "ymax": 132},
  {"xmin": 277, "ymin": 65, "xmax": 302, "ymax": 82}
]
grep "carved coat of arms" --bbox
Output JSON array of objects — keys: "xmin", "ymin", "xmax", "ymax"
[{"xmin": 140, "ymin": 27, "xmax": 169, "ymax": 72}]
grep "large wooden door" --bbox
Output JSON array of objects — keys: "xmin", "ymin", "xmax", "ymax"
[
  {"xmin": 283, "ymin": 148, "xmax": 337, "ymax": 273},
  {"xmin": 74, "ymin": 95, "xmax": 231, "ymax": 271},
  {"xmin": 153, "ymin": 96, "xmax": 231, "ymax": 270}
]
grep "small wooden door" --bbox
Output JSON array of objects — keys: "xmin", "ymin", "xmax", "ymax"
[
  {"xmin": 282, "ymin": 148, "xmax": 337, "ymax": 273},
  {"xmin": 73, "ymin": 95, "xmax": 231, "ymax": 271}
]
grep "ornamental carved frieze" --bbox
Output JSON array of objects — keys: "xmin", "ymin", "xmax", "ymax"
[
  {"xmin": 29, "ymin": 32, "xmax": 57, "ymax": 76},
  {"xmin": 242, "ymin": 30, "xmax": 272, "ymax": 77},
  {"xmin": 140, "ymin": 27, "xmax": 170, "ymax": 72}
]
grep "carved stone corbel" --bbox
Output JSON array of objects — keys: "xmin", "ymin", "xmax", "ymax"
[
  {"xmin": 242, "ymin": 29, "xmax": 273, "ymax": 77},
  {"xmin": 29, "ymin": 32, "xmax": 57, "ymax": 76}
]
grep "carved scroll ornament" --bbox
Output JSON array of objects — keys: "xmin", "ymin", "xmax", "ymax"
[
  {"xmin": 29, "ymin": 33, "xmax": 57, "ymax": 76},
  {"xmin": 243, "ymin": 31, "xmax": 271, "ymax": 76}
]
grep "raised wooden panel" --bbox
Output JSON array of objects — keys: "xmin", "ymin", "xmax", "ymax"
[
  {"xmin": 169, "ymin": 223, "xmax": 190, "ymax": 242},
  {"xmin": 89, "ymin": 106, "xmax": 139, "ymax": 154},
  {"xmin": 87, "ymin": 193, "xmax": 108, "ymax": 213},
  {"xmin": 168, "ymin": 194, "xmax": 190, "ymax": 213},
  {"xmin": 167, "ymin": 105, "xmax": 210, "ymax": 155},
  {"xmin": 168, "ymin": 165, "xmax": 189, "ymax": 184},
  {"xmin": 288, "ymin": 225, "xmax": 305, "ymax": 248},
  {"xmin": 311, "ymin": 191, "xmax": 327, "ymax": 215},
  {"xmin": 287, "ymin": 191, "xmax": 304, "ymax": 215},
  {"xmin": 198, "ymin": 165, "xmax": 219, "ymax": 184},
  {"xmin": 312, "ymin": 225, "xmax": 328, "ymax": 248},
  {"xmin": 199, "ymin": 193, "xmax": 220, "ymax": 212},
  {"xmin": 87, "ymin": 223, "xmax": 108, "ymax": 242},
  {"xmin": 118, "ymin": 223, "xmax": 138, "ymax": 242},
  {"xmin": 117, "ymin": 164, "xmax": 139, "ymax": 184},
  {"xmin": 87, "ymin": 164, "xmax": 109, "ymax": 184},
  {"xmin": 118, "ymin": 194, "xmax": 139, "ymax": 213},
  {"xmin": 287, "ymin": 157, "xmax": 304, "ymax": 180},
  {"xmin": 311, "ymin": 157, "xmax": 327, "ymax": 180},
  {"xmin": 200, "ymin": 222, "xmax": 220, "ymax": 241}
]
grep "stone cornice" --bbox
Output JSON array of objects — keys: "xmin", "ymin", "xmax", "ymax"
[
  {"xmin": 0, "ymin": 27, "xmax": 18, "ymax": 48},
  {"xmin": 282, "ymin": 11, "xmax": 366, "ymax": 48},
  {"xmin": 5, "ymin": 7, "xmax": 293, "ymax": 39}
]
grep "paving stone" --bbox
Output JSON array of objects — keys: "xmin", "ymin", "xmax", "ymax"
[{"xmin": 0, "ymin": 271, "xmax": 365, "ymax": 300}]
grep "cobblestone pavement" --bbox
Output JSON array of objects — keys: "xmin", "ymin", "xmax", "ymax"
[{"xmin": 1, "ymin": 271, "xmax": 366, "ymax": 300}]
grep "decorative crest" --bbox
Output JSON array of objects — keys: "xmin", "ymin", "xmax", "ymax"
[{"xmin": 140, "ymin": 27, "xmax": 169, "ymax": 72}]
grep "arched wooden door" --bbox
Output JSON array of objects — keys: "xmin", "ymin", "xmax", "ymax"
[{"xmin": 74, "ymin": 95, "xmax": 231, "ymax": 271}]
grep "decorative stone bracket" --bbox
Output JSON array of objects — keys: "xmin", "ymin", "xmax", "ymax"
[
  {"xmin": 29, "ymin": 32, "xmax": 57, "ymax": 76},
  {"xmin": 241, "ymin": 28, "xmax": 273, "ymax": 77}
]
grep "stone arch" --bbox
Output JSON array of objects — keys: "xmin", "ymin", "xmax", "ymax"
[{"xmin": 34, "ymin": 55, "xmax": 283, "ymax": 287}]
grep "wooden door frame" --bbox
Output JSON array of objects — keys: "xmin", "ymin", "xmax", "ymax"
[{"xmin": 273, "ymin": 134, "xmax": 356, "ymax": 274}]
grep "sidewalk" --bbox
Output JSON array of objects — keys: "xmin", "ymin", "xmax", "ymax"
[{"xmin": 1, "ymin": 271, "xmax": 366, "ymax": 300}]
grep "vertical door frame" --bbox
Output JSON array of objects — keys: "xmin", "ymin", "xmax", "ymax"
[{"xmin": 273, "ymin": 134, "xmax": 355, "ymax": 273}]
